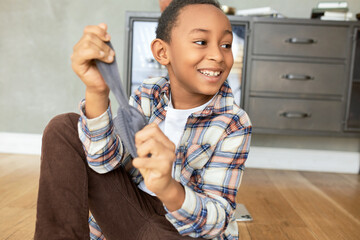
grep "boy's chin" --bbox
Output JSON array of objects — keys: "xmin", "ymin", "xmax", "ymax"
[{"xmin": 198, "ymin": 85, "xmax": 223, "ymax": 96}]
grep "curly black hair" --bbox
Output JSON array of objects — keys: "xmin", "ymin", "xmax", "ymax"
[{"xmin": 156, "ymin": 0, "xmax": 222, "ymax": 43}]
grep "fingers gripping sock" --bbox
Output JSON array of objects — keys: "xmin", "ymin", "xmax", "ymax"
[{"xmin": 95, "ymin": 42, "xmax": 147, "ymax": 158}]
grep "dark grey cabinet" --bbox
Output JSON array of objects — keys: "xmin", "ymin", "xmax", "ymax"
[{"xmin": 238, "ymin": 17, "xmax": 360, "ymax": 136}]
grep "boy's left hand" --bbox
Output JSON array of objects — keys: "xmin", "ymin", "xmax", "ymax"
[
  {"xmin": 133, "ymin": 123, "xmax": 176, "ymax": 195},
  {"xmin": 133, "ymin": 123, "xmax": 185, "ymax": 211}
]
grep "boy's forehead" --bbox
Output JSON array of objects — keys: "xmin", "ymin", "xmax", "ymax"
[{"xmin": 175, "ymin": 4, "xmax": 231, "ymax": 31}]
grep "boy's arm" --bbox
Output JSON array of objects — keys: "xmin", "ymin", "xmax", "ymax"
[
  {"xmin": 78, "ymin": 99, "xmax": 131, "ymax": 173},
  {"xmin": 165, "ymin": 114, "xmax": 252, "ymax": 239},
  {"xmin": 71, "ymin": 23, "xmax": 115, "ymax": 119},
  {"xmin": 72, "ymin": 23, "xmax": 133, "ymax": 173}
]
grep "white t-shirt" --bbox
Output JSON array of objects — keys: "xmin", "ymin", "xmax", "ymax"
[{"xmin": 138, "ymin": 96, "xmax": 214, "ymax": 196}]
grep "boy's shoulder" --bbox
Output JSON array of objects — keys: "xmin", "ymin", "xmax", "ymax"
[
  {"xmin": 136, "ymin": 76, "xmax": 169, "ymax": 98},
  {"xmin": 212, "ymin": 100, "xmax": 251, "ymax": 131},
  {"xmin": 216, "ymin": 83, "xmax": 252, "ymax": 129},
  {"xmin": 135, "ymin": 77, "xmax": 170, "ymax": 101},
  {"xmin": 142, "ymin": 76, "xmax": 168, "ymax": 89},
  {"xmin": 231, "ymin": 104, "xmax": 252, "ymax": 129}
]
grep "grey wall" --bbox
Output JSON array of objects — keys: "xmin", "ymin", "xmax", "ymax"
[
  {"xmin": 0, "ymin": 0, "xmax": 359, "ymax": 152},
  {"xmin": 0, "ymin": 0, "xmax": 160, "ymax": 134}
]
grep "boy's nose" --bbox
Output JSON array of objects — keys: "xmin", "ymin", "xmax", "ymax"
[{"xmin": 207, "ymin": 45, "xmax": 224, "ymax": 62}]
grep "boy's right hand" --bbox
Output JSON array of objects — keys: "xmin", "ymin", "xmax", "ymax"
[{"xmin": 71, "ymin": 23, "xmax": 115, "ymax": 95}]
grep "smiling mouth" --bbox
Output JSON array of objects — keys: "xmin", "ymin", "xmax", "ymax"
[{"xmin": 199, "ymin": 69, "xmax": 222, "ymax": 77}]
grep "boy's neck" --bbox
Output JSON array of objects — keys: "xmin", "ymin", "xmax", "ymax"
[{"xmin": 170, "ymin": 89, "xmax": 215, "ymax": 109}]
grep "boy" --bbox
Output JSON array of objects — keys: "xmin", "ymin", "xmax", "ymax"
[{"xmin": 34, "ymin": 0, "xmax": 251, "ymax": 239}]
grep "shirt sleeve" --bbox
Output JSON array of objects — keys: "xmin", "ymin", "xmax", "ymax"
[
  {"xmin": 77, "ymin": 99, "xmax": 130, "ymax": 174},
  {"xmin": 165, "ymin": 114, "xmax": 252, "ymax": 239},
  {"xmin": 89, "ymin": 214, "xmax": 106, "ymax": 240}
]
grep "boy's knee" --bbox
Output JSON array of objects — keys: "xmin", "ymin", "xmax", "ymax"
[
  {"xmin": 42, "ymin": 113, "xmax": 80, "ymax": 145},
  {"xmin": 39, "ymin": 113, "xmax": 86, "ymax": 178}
]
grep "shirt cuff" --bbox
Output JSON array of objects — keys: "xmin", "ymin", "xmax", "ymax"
[
  {"xmin": 79, "ymin": 99, "xmax": 112, "ymax": 138},
  {"xmin": 165, "ymin": 185, "xmax": 201, "ymax": 226}
]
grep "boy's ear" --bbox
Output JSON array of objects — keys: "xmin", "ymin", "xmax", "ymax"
[{"xmin": 151, "ymin": 38, "xmax": 170, "ymax": 65}]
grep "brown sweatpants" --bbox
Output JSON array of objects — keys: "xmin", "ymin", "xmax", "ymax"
[{"xmin": 34, "ymin": 113, "xmax": 197, "ymax": 240}]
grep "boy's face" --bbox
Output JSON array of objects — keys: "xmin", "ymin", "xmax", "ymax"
[{"xmin": 166, "ymin": 4, "xmax": 233, "ymax": 104}]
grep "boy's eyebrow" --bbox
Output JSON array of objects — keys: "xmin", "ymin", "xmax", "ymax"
[{"xmin": 189, "ymin": 28, "xmax": 233, "ymax": 36}]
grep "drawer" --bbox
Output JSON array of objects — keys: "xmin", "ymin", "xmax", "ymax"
[
  {"xmin": 253, "ymin": 23, "xmax": 348, "ymax": 58},
  {"xmin": 250, "ymin": 60, "xmax": 346, "ymax": 95},
  {"xmin": 248, "ymin": 97, "xmax": 343, "ymax": 131}
]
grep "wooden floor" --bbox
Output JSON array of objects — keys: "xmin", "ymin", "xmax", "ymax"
[{"xmin": 0, "ymin": 153, "xmax": 359, "ymax": 240}]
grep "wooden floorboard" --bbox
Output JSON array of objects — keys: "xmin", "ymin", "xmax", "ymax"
[
  {"xmin": 237, "ymin": 169, "xmax": 360, "ymax": 240},
  {"xmin": 300, "ymin": 171, "xmax": 360, "ymax": 221},
  {"xmin": 0, "ymin": 153, "xmax": 359, "ymax": 240},
  {"xmin": 272, "ymin": 170, "xmax": 359, "ymax": 240},
  {"xmin": 0, "ymin": 154, "xmax": 39, "ymax": 240},
  {"xmin": 237, "ymin": 169, "xmax": 319, "ymax": 240}
]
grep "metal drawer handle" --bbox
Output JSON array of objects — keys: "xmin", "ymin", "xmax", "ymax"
[
  {"xmin": 285, "ymin": 38, "xmax": 317, "ymax": 44},
  {"xmin": 282, "ymin": 74, "xmax": 314, "ymax": 80},
  {"xmin": 280, "ymin": 112, "xmax": 311, "ymax": 118}
]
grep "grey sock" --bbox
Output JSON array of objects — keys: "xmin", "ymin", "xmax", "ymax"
[{"xmin": 95, "ymin": 42, "xmax": 147, "ymax": 158}]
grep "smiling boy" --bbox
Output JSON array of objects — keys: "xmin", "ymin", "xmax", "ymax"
[{"xmin": 34, "ymin": 0, "xmax": 251, "ymax": 239}]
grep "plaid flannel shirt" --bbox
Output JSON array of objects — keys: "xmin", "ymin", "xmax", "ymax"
[{"xmin": 78, "ymin": 77, "xmax": 252, "ymax": 240}]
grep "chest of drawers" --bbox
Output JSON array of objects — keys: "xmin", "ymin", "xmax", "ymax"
[{"xmin": 239, "ymin": 18, "xmax": 360, "ymax": 136}]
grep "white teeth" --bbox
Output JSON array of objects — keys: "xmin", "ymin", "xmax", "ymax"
[{"xmin": 200, "ymin": 70, "xmax": 221, "ymax": 77}]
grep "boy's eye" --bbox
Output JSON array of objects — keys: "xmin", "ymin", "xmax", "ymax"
[
  {"xmin": 221, "ymin": 44, "xmax": 232, "ymax": 49},
  {"xmin": 194, "ymin": 40, "xmax": 207, "ymax": 46}
]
